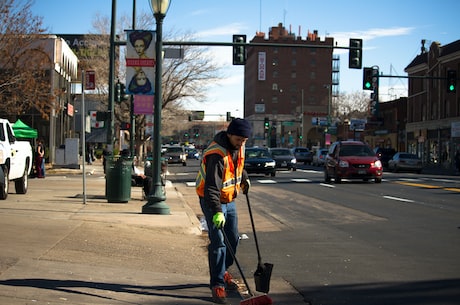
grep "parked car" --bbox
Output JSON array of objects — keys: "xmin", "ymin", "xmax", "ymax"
[
  {"xmin": 269, "ymin": 148, "xmax": 297, "ymax": 171},
  {"xmin": 162, "ymin": 145, "xmax": 187, "ymax": 166},
  {"xmin": 373, "ymin": 147, "xmax": 396, "ymax": 168},
  {"xmin": 312, "ymin": 148, "xmax": 328, "ymax": 167},
  {"xmin": 290, "ymin": 147, "xmax": 313, "ymax": 164},
  {"xmin": 388, "ymin": 152, "xmax": 423, "ymax": 173},
  {"xmin": 244, "ymin": 147, "xmax": 276, "ymax": 177},
  {"xmin": 325, "ymin": 141, "xmax": 383, "ymax": 183}
]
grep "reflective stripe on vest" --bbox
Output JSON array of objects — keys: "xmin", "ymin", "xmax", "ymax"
[{"xmin": 196, "ymin": 141, "xmax": 245, "ymax": 203}]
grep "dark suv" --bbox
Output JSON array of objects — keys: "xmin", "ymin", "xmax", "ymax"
[{"xmin": 325, "ymin": 141, "xmax": 383, "ymax": 183}]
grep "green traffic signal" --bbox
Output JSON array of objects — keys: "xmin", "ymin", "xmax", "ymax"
[
  {"xmin": 447, "ymin": 70, "xmax": 456, "ymax": 93},
  {"xmin": 365, "ymin": 81, "xmax": 372, "ymax": 89}
]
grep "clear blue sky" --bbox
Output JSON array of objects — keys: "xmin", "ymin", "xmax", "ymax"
[{"xmin": 32, "ymin": 0, "xmax": 460, "ymax": 120}]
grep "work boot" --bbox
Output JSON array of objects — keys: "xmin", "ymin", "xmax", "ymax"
[
  {"xmin": 212, "ymin": 286, "xmax": 228, "ymax": 304},
  {"xmin": 224, "ymin": 271, "xmax": 239, "ymax": 291}
]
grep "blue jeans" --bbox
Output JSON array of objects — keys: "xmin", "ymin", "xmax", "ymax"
[{"xmin": 200, "ymin": 197, "xmax": 239, "ymax": 288}]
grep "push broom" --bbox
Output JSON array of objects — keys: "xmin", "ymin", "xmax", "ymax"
[
  {"xmin": 222, "ymin": 229, "xmax": 273, "ymax": 305},
  {"xmin": 245, "ymin": 193, "xmax": 274, "ymax": 294}
]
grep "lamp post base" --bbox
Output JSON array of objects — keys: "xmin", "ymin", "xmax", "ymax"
[{"xmin": 142, "ymin": 185, "xmax": 170, "ymax": 214}]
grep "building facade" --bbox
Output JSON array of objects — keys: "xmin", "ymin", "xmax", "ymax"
[
  {"xmin": 244, "ymin": 23, "xmax": 335, "ymax": 148},
  {"xmin": 404, "ymin": 40, "xmax": 460, "ymax": 168}
]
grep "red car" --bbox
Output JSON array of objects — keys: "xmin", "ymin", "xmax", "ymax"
[{"xmin": 324, "ymin": 141, "xmax": 383, "ymax": 183}]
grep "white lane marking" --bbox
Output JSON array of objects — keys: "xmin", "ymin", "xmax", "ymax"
[
  {"xmin": 320, "ymin": 183, "xmax": 335, "ymax": 188},
  {"xmin": 258, "ymin": 179, "xmax": 277, "ymax": 184},
  {"xmin": 185, "ymin": 181, "xmax": 196, "ymax": 187},
  {"xmin": 291, "ymin": 179, "xmax": 312, "ymax": 183},
  {"xmin": 383, "ymin": 195, "xmax": 414, "ymax": 203}
]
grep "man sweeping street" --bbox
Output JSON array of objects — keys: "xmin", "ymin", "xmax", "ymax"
[{"xmin": 196, "ymin": 118, "xmax": 251, "ymax": 304}]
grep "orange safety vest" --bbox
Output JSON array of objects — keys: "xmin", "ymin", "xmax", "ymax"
[{"xmin": 196, "ymin": 141, "xmax": 245, "ymax": 203}]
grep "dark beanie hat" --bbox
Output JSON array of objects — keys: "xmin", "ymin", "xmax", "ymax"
[{"xmin": 227, "ymin": 118, "xmax": 252, "ymax": 138}]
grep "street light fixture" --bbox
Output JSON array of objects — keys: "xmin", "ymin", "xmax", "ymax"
[{"xmin": 142, "ymin": 0, "xmax": 171, "ymax": 214}]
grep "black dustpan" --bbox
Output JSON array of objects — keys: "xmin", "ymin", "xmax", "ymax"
[
  {"xmin": 245, "ymin": 193, "xmax": 274, "ymax": 293},
  {"xmin": 254, "ymin": 262, "xmax": 273, "ymax": 293}
]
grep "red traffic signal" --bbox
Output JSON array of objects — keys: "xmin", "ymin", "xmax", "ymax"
[{"xmin": 120, "ymin": 122, "xmax": 131, "ymax": 130}]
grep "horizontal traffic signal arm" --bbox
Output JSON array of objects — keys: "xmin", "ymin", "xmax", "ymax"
[{"xmin": 162, "ymin": 40, "xmax": 354, "ymax": 50}]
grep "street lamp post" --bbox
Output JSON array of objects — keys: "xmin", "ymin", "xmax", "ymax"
[{"xmin": 142, "ymin": 0, "xmax": 171, "ymax": 214}]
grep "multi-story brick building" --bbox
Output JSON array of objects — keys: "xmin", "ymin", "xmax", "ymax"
[
  {"xmin": 404, "ymin": 39, "xmax": 460, "ymax": 168},
  {"xmin": 243, "ymin": 23, "xmax": 336, "ymax": 148}
]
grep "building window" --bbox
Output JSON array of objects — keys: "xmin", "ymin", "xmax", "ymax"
[
  {"xmin": 273, "ymin": 47, "xmax": 278, "ymax": 54},
  {"xmin": 290, "ymin": 84, "xmax": 298, "ymax": 93},
  {"xmin": 272, "ymin": 83, "xmax": 278, "ymax": 91},
  {"xmin": 292, "ymin": 48, "xmax": 296, "ymax": 55},
  {"xmin": 272, "ymin": 58, "xmax": 278, "ymax": 66},
  {"xmin": 310, "ymin": 71, "xmax": 316, "ymax": 79},
  {"xmin": 310, "ymin": 58, "xmax": 317, "ymax": 67},
  {"xmin": 291, "ymin": 95, "xmax": 297, "ymax": 104},
  {"xmin": 291, "ymin": 59, "xmax": 296, "ymax": 66},
  {"xmin": 291, "ymin": 71, "xmax": 296, "ymax": 78},
  {"xmin": 273, "ymin": 70, "xmax": 279, "ymax": 78},
  {"xmin": 272, "ymin": 96, "xmax": 278, "ymax": 103}
]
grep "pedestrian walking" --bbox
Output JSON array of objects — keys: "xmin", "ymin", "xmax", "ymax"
[
  {"xmin": 455, "ymin": 150, "xmax": 460, "ymax": 173},
  {"xmin": 196, "ymin": 118, "xmax": 251, "ymax": 304},
  {"xmin": 35, "ymin": 139, "xmax": 45, "ymax": 178}
]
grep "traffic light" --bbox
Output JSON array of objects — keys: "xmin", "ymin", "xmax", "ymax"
[
  {"xmin": 363, "ymin": 67, "xmax": 373, "ymax": 90},
  {"xmin": 264, "ymin": 117, "xmax": 269, "ymax": 130},
  {"xmin": 226, "ymin": 112, "xmax": 232, "ymax": 122},
  {"xmin": 120, "ymin": 122, "xmax": 131, "ymax": 130},
  {"xmin": 115, "ymin": 81, "xmax": 128, "ymax": 103},
  {"xmin": 348, "ymin": 38, "xmax": 362, "ymax": 69},
  {"xmin": 232, "ymin": 34, "xmax": 246, "ymax": 65},
  {"xmin": 447, "ymin": 70, "xmax": 457, "ymax": 93}
]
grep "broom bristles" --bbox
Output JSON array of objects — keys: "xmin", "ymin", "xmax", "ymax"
[{"xmin": 240, "ymin": 294, "xmax": 273, "ymax": 305}]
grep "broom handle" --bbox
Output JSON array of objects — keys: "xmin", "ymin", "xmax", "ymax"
[
  {"xmin": 245, "ymin": 193, "xmax": 263, "ymax": 265},
  {"xmin": 221, "ymin": 229, "xmax": 254, "ymax": 296}
]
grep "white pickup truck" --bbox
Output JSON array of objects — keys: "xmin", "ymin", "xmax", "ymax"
[{"xmin": 0, "ymin": 119, "xmax": 33, "ymax": 199}]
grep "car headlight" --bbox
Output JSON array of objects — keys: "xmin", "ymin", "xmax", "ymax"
[
  {"xmin": 291, "ymin": 158, "xmax": 297, "ymax": 164},
  {"xmin": 266, "ymin": 161, "xmax": 275, "ymax": 167},
  {"xmin": 338, "ymin": 160, "xmax": 349, "ymax": 167},
  {"xmin": 373, "ymin": 160, "xmax": 382, "ymax": 168}
]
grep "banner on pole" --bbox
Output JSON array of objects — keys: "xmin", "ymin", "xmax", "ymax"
[{"xmin": 125, "ymin": 30, "xmax": 156, "ymax": 95}]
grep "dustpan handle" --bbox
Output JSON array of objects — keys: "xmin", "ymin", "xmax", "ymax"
[
  {"xmin": 245, "ymin": 193, "xmax": 263, "ymax": 264},
  {"xmin": 221, "ymin": 228, "xmax": 254, "ymax": 296}
]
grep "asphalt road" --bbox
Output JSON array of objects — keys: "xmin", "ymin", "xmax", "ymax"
[{"xmin": 170, "ymin": 160, "xmax": 460, "ymax": 305}]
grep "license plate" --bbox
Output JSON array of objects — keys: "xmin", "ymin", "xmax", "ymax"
[
  {"xmin": 358, "ymin": 170, "xmax": 366, "ymax": 175},
  {"xmin": 281, "ymin": 161, "xmax": 287, "ymax": 166}
]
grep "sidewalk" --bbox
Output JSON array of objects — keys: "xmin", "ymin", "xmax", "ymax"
[{"xmin": 0, "ymin": 160, "xmax": 304, "ymax": 305}]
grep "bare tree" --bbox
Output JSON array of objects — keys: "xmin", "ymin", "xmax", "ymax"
[
  {"xmin": 333, "ymin": 91, "xmax": 370, "ymax": 121},
  {"xmin": 0, "ymin": 0, "xmax": 51, "ymax": 118},
  {"xmin": 91, "ymin": 11, "xmax": 222, "ymax": 156}
]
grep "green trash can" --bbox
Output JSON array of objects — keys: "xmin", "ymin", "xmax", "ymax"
[{"xmin": 105, "ymin": 156, "xmax": 133, "ymax": 203}]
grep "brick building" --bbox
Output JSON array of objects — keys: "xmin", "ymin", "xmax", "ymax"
[
  {"xmin": 243, "ymin": 23, "xmax": 336, "ymax": 148},
  {"xmin": 404, "ymin": 39, "xmax": 460, "ymax": 168}
]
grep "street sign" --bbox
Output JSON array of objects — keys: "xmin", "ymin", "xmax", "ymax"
[{"xmin": 85, "ymin": 70, "xmax": 95, "ymax": 90}]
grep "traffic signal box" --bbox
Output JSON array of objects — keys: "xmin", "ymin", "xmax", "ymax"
[
  {"xmin": 363, "ymin": 67, "xmax": 373, "ymax": 90},
  {"xmin": 447, "ymin": 70, "xmax": 457, "ymax": 93},
  {"xmin": 115, "ymin": 81, "xmax": 128, "ymax": 103},
  {"xmin": 120, "ymin": 122, "xmax": 131, "ymax": 130},
  {"xmin": 264, "ymin": 117, "xmax": 270, "ymax": 130},
  {"xmin": 232, "ymin": 34, "xmax": 246, "ymax": 65},
  {"xmin": 348, "ymin": 38, "xmax": 362, "ymax": 69}
]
